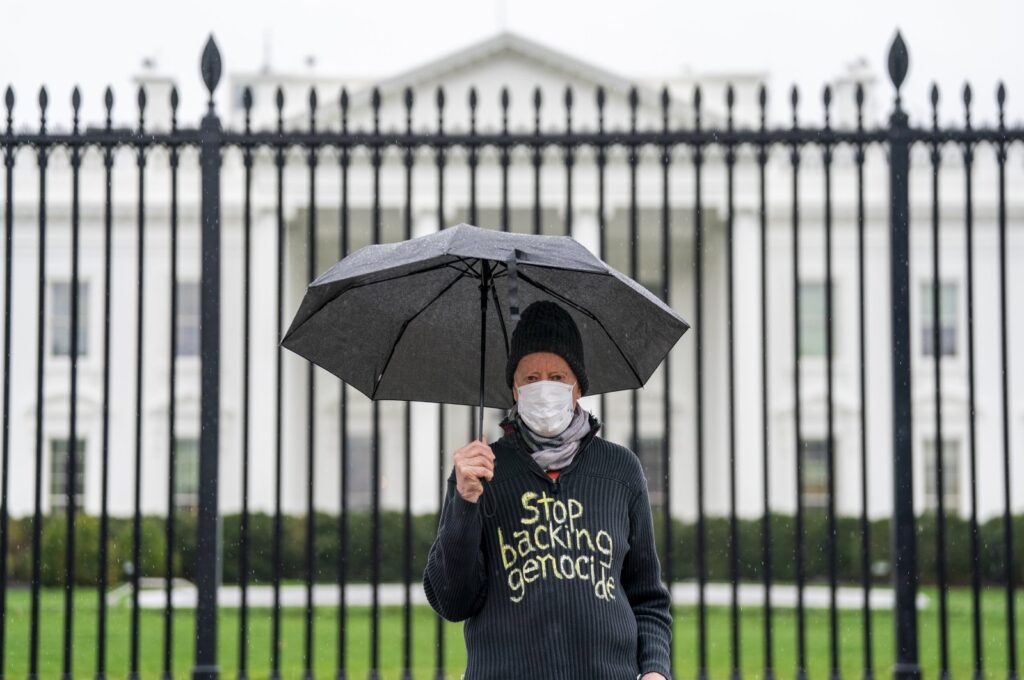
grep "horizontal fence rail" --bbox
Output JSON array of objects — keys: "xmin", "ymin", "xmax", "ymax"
[{"xmin": 0, "ymin": 31, "xmax": 1022, "ymax": 680}]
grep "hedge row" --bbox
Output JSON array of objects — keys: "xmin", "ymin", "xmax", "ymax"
[{"xmin": 1, "ymin": 511, "xmax": 1021, "ymax": 587}]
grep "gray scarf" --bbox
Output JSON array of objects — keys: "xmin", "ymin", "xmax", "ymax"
[{"xmin": 506, "ymin": 402, "xmax": 594, "ymax": 471}]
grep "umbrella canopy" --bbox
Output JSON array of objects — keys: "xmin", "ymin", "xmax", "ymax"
[{"xmin": 280, "ymin": 223, "xmax": 689, "ymax": 410}]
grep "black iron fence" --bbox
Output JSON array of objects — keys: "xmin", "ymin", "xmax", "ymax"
[{"xmin": 0, "ymin": 31, "xmax": 1021, "ymax": 680}]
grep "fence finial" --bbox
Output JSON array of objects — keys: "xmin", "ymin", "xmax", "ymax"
[
  {"xmin": 997, "ymin": 81, "xmax": 1006, "ymax": 128},
  {"xmin": 4, "ymin": 86, "xmax": 12, "ymax": 132},
  {"xmin": 887, "ymin": 31, "xmax": 909, "ymax": 106},
  {"xmin": 201, "ymin": 35, "xmax": 222, "ymax": 110}
]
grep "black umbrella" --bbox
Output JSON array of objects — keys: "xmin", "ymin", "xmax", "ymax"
[{"xmin": 280, "ymin": 223, "xmax": 690, "ymax": 503}]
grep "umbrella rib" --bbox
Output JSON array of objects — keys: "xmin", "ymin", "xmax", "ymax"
[
  {"xmin": 515, "ymin": 270, "xmax": 645, "ymax": 387},
  {"xmin": 444, "ymin": 257, "xmax": 481, "ymax": 279},
  {"xmin": 284, "ymin": 257, "xmax": 483, "ymax": 347},
  {"xmin": 370, "ymin": 267, "xmax": 472, "ymax": 399},
  {"xmin": 488, "ymin": 281, "xmax": 511, "ymax": 360},
  {"xmin": 345, "ymin": 258, "xmax": 476, "ymax": 293}
]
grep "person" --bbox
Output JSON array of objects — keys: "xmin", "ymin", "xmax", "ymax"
[{"xmin": 423, "ymin": 300, "xmax": 672, "ymax": 680}]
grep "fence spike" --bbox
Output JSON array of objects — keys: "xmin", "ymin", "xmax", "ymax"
[
  {"xmin": 4, "ymin": 86, "xmax": 11, "ymax": 132},
  {"xmin": 661, "ymin": 86, "xmax": 670, "ymax": 131},
  {"xmin": 759, "ymin": 84, "xmax": 767, "ymax": 129},
  {"xmin": 963, "ymin": 82, "xmax": 973, "ymax": 128},
  {"xmin": 887, "ymin": 31, "xmax": 909, "ymax": 94},
  {"xmin": 997, "ymin": 82, "xmax": 1006, "ymax": 128},
  {"xmin": 790, "ymin": 85, "xmax": 799, "ymax": 127},
  {"xmin": 693, "ymin": 85, "xmax": 701, "ymax": 130},
  {"xmin": 727, "ymin": 85, "xmax": 735, "ymax": 129},
  {"xmin": 201, "ymin": 35, "xmax": 222, "ymax": 100}
]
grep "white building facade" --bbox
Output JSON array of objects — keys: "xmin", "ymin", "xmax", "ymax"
[{"xmin": 2, "ymin": 33, "xmax": 1022, "ymax": 524}]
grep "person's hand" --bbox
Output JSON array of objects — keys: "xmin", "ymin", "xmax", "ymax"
[
  {"xmin": 640, "ymin": 674, "xmax": 666, "ymax": 680},
  {"xmin": 453, "ymin": 436, "xmax": 494, "ymax": 503}
]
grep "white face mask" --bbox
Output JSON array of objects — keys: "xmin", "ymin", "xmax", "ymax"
[{"xmin": 514, "ymin": 380, "xmax": 577, "ymax": 437}]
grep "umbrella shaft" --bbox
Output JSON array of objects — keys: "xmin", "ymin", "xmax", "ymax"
[{"xmin": 478, "ymin": 260, "xmax": 490, "ymax": 440}]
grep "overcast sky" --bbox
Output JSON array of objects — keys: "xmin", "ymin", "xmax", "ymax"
[{"xmin": 2, "ymin": 0, "xmax": 1021, "ymax": 129}]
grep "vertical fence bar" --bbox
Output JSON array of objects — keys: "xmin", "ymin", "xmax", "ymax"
[
  {"xmin": 28, "ymin": 86, "xmax": 48, "ymax": 680},
  {"xmin": 62, "ymin": 87, "xmax": 82, "ymax": 680},
  {"xmin": 823, "ymin": 85, "xmax": 841, "ymax": 680},
  {"xmin": 724, "ymin": 84, "xmax": 741, "ymax": 680},
  {"xmin": 995, "ymin": 82, "xmax": 1019, "ymax": 680},
  {"xmin": 194, "ymin": 36, "xmax": 223, "ymax": 680},
  {"xmin": 757, "ymin": 84, "xmax": 775, "ymax": 680},
  {"xmin": 931, "ymin": 83, "xmax": 950, "ymax": 680},
  {"xmin": 789, "ymin": 84, "xmax": 807, "ymax": 680},
  {"xmin": 164, "ymin": 85, "xmax": 181, "ymax": 680},
  {"xmin": 97, "ymin": 87, "xmax": 114, "ymax": 680},
  {"xmin": 129, "ymin": 84, "xmax": 147, "ymax": 680},
  {"xmin": 595, "ymin": 87, "xmax": 607, "ymax": 436},
  {"xmin": 468, "ymin": 87, "xmax": 478, "ymax": 227},
  {"xmin": 500, "ymin": 89, "xmax": 510, "ymax": 233},
  {"xmin": 628, "ymin": 87, "xmax": 640, "ymax": 458},
  {"xmin": 564, "ymin": 86, "xmax": 573, "ymax": 236},
  {"xmin": 0, "ymin": 86, "xmax": 12, "ymax": 680},
  {"xmin": 965, "ymin": 83, "xmax": 986, "ymax": 676},
  {"xmin": 854, "ymin": 82, "xmax": 874, "ymax": 680},
  {"xmin": 239, "ymin": 85, "xmax": 254, "ymax": 680},
  {"xmin": 659, "ymin": 86, "xmax": 674, "ymax": 672},
  {"xmin": 693, "ymin": 84, "xmax": 708, "ymax": 680},
  {"xmin": 468, "ymin": 88, "xmax": 479, "ymax": 439},
  {"xmin": 338, "ymin": 87, "xmax": 350, "ymax": 680},
  {"xmin": 434, "ymin": 85, "xmax": 447, "ymax": 680},
  {"xmin": 532, "ymin": 88, "xmax": 541, "ymax": 235},
  {"xmin": 369, "ymin": 87, "xmax": 383, "ymax": 680},
  {"xmin": 886, "ymin": 32, "xmax": 922, "ymax": 680},
  {"xmin": 402, "ymin": 86, "xmax": 415, "ymax": 680},
  {"xmin": 303, "ymin": 87, "xmax": 319, "ymax": 680},
  {"xmin": 271, "ymin": 84, "xmax": 286, "ymax": 680}
]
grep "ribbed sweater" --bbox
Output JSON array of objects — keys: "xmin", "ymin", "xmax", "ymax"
[{"xmin": 422, "ymin": 416, "xmax": 673, "ymax": 679}]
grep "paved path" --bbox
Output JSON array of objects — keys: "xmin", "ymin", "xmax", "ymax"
[{"xmin": 113, "ymin": 579, "xmax": 928, "ymax": 610}]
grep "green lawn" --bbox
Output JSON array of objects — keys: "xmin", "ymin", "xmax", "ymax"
[{"xmin": 0, "ymin": 585, "xmax": 1020, "ymax": 679}]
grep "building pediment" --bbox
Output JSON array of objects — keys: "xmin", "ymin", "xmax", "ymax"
[{"xmin": 303, "ymin": 31, "xmax": 696, "ymax": 134}]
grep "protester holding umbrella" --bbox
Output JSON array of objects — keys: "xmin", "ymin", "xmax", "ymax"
[
  {"xmin": 281, "ymin": 224, "xmax": 685, "ymax": 679},
  {"xmin": 423, "ymin": 300, "xmax": 672, "ymax": 680}
]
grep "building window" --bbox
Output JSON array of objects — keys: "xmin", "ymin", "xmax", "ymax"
[
  {"xmin": 798, "ymin": 281, "xmax": 836, "ymax": 358},
  {"xmin": 50, "ymin": 438, "xmax": 85, "ymax": 513},
  {"xmin": 923, "ymin": 438, "xmax": 960, "ymax": 512},
  {"xmin": 173, "ymin": 438, "xmax": 199, "ymax": 512},
  {"xmin": 920, "ymin": 281, "xmax": 957, "ymax": 357},
  {"xmin": 800, "ymin": 438, "xmax": 829, "ymax": 509},
  {"xmin": 176, "ymin": 281, "xmax": 200, "ymax": 357},
  {"xmin": 636, "ymin": 436, "xmax": 665, "ymax": 507},
  {"xmin": 345, "ymin": 435, "xmax": 373, "ymax": 511},
  {"xmin": 51, "ymin": 281, "xmax": 89, "ymax": 357}
]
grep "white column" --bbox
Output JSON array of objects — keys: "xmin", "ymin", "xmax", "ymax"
[{"xmin": 572, "ymin": 209, "xmax": 600, "ymax": 257}]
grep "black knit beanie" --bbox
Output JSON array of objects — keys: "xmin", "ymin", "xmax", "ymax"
[{"xmin": 505, "ymin": 300, "xmax": 589, "ymax": 396}]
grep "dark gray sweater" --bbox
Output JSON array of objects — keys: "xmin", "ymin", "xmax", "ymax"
[{"xmin": 422, "ymin": 417, "xmax": 673, "ymax": 679}]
